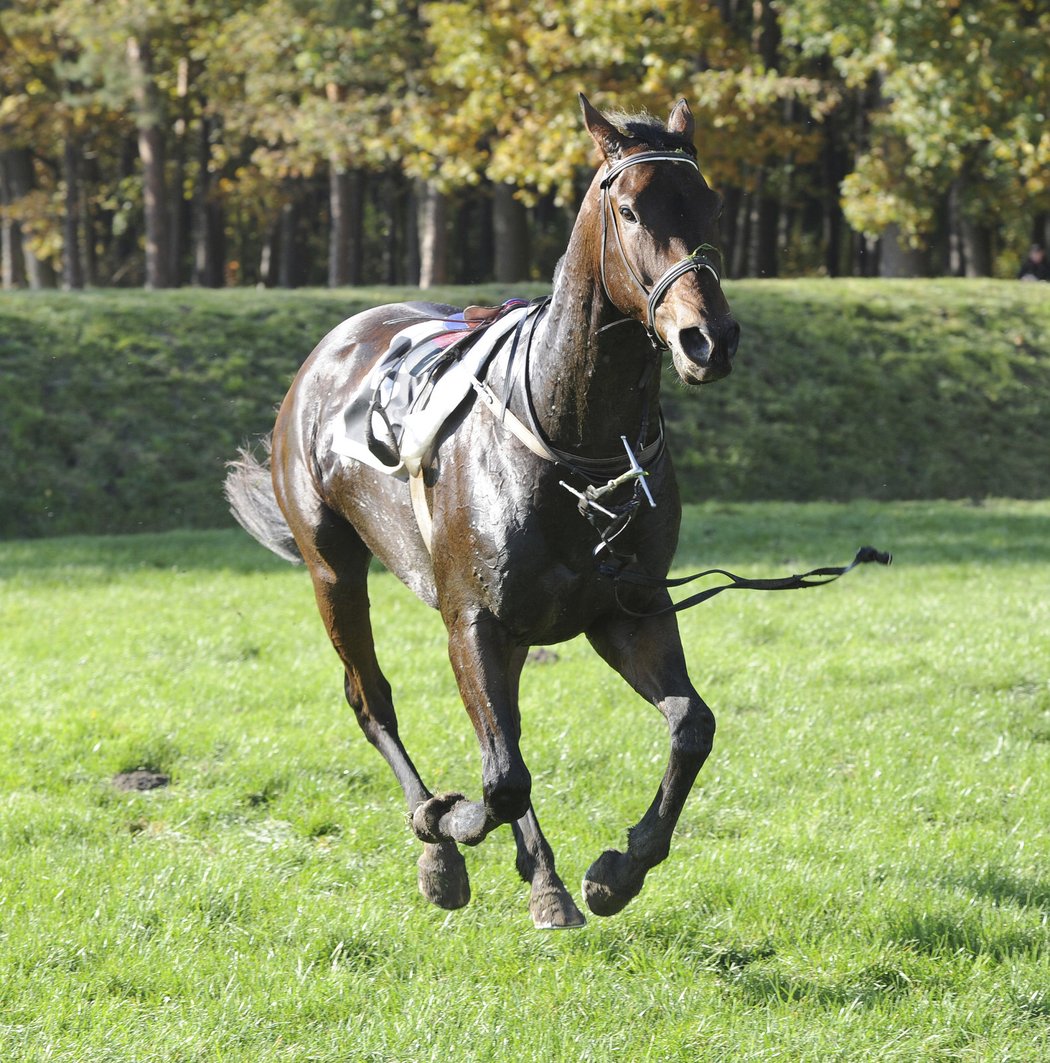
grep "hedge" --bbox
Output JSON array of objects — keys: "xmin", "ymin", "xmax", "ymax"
[{"xmin": 0, "ymin": 280, "xmax": 1047, "ymax": 538}]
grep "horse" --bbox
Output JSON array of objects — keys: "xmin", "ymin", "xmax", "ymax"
[{"xmin": 225, "ymin": 95, "xmax": 740, "ymax": 928}]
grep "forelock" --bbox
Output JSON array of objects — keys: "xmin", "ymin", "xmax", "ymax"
[{"xmin": 604, "ymin": 109, "xmax": 695, "ymax": 154}]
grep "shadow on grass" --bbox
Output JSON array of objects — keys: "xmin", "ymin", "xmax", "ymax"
[
  {"xmin": 720, "ymin": 962, "xmax": 914, "ymax": 1009},
  {"xmin": 885, "ymin": 908, "xmax": 1046, "ymax": 962},
  {"xmin": 942, "ymin": 866, "xmax": 1050, "ymax": 914},
  {"xmin": 569, "ymin": 917, "xmax": 776, "ymax": 975},
  {"xmin": 568, "ymin": 916, "xmax": 916, "ymax": 1012}
]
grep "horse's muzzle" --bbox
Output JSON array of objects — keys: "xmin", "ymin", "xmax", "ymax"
[{"xmin": 671, "ymin": 317, "xmax": 740, "ymax": 385}]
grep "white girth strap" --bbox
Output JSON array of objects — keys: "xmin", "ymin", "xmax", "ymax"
[
  {"xmin": 409, "ymin": 470, "xmax": 433, "ymax": 554},
  {"xmin": 408, "ymin": 378, "xmax": 554, "ymax": 556},
  {"xmin": 470, "ymin": 376, "xmax": 557, "ymax": 461}
]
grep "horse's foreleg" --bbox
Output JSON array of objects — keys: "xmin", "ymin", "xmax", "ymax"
[
  {"xmin": 411, "ymin": 614, "xmax": 532, "ymax": 848},
  {"xmin": 583, "ymin": 611, "xmax": 715, "ymax": 916},
  {"xmin": 512, "ymin": 808, "xmax": 586, "ymax": 929}
]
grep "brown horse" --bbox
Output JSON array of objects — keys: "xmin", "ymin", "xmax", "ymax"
[{"xmin": 226, "ymin": 95, "xmax": 740, "ymax": 928}]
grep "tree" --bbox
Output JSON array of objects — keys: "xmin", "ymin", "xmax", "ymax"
[
  {"xmin": 782, "ymin": 0, "xmax": 1050, "ymax": 274},
  {"xmin": 214, "ymin": 0, "xmax": 422, "ymax": 286}
]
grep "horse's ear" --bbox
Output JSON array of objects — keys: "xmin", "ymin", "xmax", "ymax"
[
  {"xmin": 667, "ymin": 98, "xmax": 695, "ymax": 143},
  {"xmin": 580, "ymin": 93, "xmax": 627, "ymax": 160}
]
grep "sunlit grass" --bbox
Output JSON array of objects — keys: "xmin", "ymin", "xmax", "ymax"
[{"xmin": 1, "ymin": 501, "xmax": 1047, "ymax": 1060}]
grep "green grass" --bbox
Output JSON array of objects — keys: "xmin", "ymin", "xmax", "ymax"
[
  {"xmin": 1, "ymin": 279, "xmax": 1048, "ymax": 536},
  {"xmin": 1, "ymin": 501, "xmax": 1048, "ymax": 1061}
]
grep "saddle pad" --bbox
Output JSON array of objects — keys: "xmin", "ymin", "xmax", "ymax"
[{"xmin": 331, "ymin": 301, "xmax": 539, "ymax": 478}]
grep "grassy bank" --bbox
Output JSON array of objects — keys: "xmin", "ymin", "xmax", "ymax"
[
  {"xmin": 0, "ymin": 280, "xmax": 1047, "ymax": 537},
  {"xmin": 1, "ymin": 501, "xmax": 1048, "ymax": 1060}
]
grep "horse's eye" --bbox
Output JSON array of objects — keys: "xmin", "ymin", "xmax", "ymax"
[{"xmin": 618, "ymin": 205, "xmax": 637, "ymax": 223}]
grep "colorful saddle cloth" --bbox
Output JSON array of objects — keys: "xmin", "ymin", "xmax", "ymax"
[{"xmin": 332, "ymin": 299, "xmax": 544, "ymax": 478}]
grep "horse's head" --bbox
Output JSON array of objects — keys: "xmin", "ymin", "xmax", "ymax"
[{"xmin": 581, "ymin": 95, "xmax": 739, "ymax": 385}]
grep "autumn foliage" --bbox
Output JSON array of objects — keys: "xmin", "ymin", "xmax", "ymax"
[{"xmin": 0, "ymin": 0, "xmax": 1046, "ymax": 288}]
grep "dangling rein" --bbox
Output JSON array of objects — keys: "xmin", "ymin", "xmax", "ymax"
[{"xmin": 599, "ymin": 545, "xmax": 892, "ymax": 618}]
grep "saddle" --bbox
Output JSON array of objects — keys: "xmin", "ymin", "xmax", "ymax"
[{"xmin": 331, "ymin": 300, "xmax": 537, "ymax": 479}]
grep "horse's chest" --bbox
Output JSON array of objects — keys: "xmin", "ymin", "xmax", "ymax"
[{"xmin": 433, "ymin": 489, "xmax": 615, "ymax": 641}]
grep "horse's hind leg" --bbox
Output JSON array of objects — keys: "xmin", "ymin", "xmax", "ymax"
[
  {"xmin": 302, "ymin": 514, "xmax": 469, "ymax": 910},
  {"xmin": 582, "ymin": 610, "xmax": 715, "ymax": 917},
  {"xmin": 512, "ymin": 809, "xmax": 586, "ymax": 929}
]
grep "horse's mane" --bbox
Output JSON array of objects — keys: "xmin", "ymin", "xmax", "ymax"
[{"xmin": 604, "ymin": 110, "xmax": 695, "ymax": 155}]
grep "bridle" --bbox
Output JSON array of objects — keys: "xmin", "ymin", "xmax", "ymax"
[{"xmin": 598, "ymin": 150, "xmax": 724, "ymax": 350}]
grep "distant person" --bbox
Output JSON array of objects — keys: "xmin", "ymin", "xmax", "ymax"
[{"xmin": 1018, "ymin": 243, "xmax": 1050, "ymax": 281}]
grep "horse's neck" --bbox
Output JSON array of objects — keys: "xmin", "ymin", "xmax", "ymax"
[{"xmin": 532, "ymin": 203, "xmax": 660, "ymax": 457}]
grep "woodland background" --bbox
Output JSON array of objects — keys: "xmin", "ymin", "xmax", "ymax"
[{"xmin": 1, "ymin": 0, "xmax": 1047, "ymax": 292}]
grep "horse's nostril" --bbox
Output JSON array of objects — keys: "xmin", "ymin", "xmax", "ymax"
[
  {"xmin": 679, "ymin": 326, "xmax": 712, "ymax": 366},
  {"xmin": 725, "ymin": 320, "xmax": 740, "ymax": 359}
]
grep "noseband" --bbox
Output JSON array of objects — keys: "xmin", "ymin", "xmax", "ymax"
[{"xmin": 598, "ymin": 151, "xmax": 723, "ymax": 350}]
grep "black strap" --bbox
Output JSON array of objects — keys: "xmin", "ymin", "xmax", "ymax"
[{"xmin": 601, "ymin": 545, "xmax": 892, "ymax": 618}]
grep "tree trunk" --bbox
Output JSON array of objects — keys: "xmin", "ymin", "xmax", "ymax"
[
  {"xmin": 718, "ymin": 185, "xmax": 740, "ymax": 279},
  {"xmin": 749, "ymin": 172, "xmax": 779, "ymax": 277},
  {"xmin": 493, "ymin": 183, "xmax": 530, "ymax": 283},
  {"xmin": 278, "ymin": 194, "xmax": 298, "ymax": 289},
  {"xmin": 328, "ymin": 166, "xmax": 364, "ymax": 287},
  {"xmin": 751, "ymin": 0, "xmax": 780, "ymax": 65},
  {"xmin": 403, "ymin": 180, "xmax": 419, "ymax": 285},
  {"xmin": 127, "ymin": 35, "xmax": 171, "ymax": 289},
  {"xmin": 0, "ymin": 146, "xmax": 56, "ymax": 288},
  {"xmin": 167, "ymin": 56, "xmax": 192, "ymax": 286},
  {"xmin": 328, "ymin": 164, "xmax": 351, "ymax": 287},
  {"xmin": 110, "ymin": 134, "xmax": 139, "ymax": 284},
  {"xmin": 821, "ymin": 105, "xmax": 849, "ymax": 277},
  {"xmin": 948, "ymin": 172, "xmax": 993, "ymax": 277},
  {"xmin": 346, "ymin": 170, "xmax": 364, "ymax": 285},
  {"xmin": 959, "ymin": 222, "xmax": 992, "ymax": 277},
  {"xmin": 192, "ymin": 115, "xmax": 224, "ymax": 287},
  {"xmin": 946, "ymin": 180, "xmax": 965, "ymax": 275},
  {"xmin": 417, "ymin": 179, "xmax": 447, "ymax": 288},
  {"xmin": 0, "ymin": 150, "xmax": 27, "ymax": 288},
  {"xmin": 79, "ymin": 151, "xmax": 98, "ymax": 286},
  {"xmin": 730, "ymin": 183, "xmax": 750, "ymax": 278},
  {"xmin": 1032, "ymin": 212, "xmax": 1048, "ymax": 248},
  {"xmin": 879, "ymin": 224, "xmax": 926, "ymax": 277},
  {"xmin": 62, "ymin": 137, "xmax": 85, "ymax": 289}
]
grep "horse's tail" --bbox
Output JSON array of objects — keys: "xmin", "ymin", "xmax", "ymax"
[{"xmin": 224, "ymin": 436, "xmax": 303, "ymax": 564}]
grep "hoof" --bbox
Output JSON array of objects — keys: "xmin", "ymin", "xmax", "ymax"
[
  {"xmin": 411, "ymin": 792, "xmax": 466, "ymax": 843},
  {"xmin": 417, "ymin": 842, "xmax": 470, "ymax": 910},
  {"xmin": 582, "ymin": 849, "xmax": 643, "ymax": 917},
  {"xmin": 530, "ymin": 883, "xmax": 586, "ymax": 930},
  {"xmin": 411, "ymin": 792, "xmax": 489, "ymax": 846}
]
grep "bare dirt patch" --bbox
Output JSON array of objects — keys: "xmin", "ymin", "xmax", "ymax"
[{"xmin": 112, "ymin": 770, "xmax": 170, "ymax": 792}]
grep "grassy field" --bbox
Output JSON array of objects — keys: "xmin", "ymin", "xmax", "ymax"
[{"xmin": 1, "ymin": 501, "xmax": 1048, "ymax": 1061}]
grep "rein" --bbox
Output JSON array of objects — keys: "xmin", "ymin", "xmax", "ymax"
[
  {"xmin": 600, "ymin": 546, "xmax": 893, "ymax": 619},
  {"xmin": 598, "ymin": 151, "xmax": 723, "ymax": 349}
]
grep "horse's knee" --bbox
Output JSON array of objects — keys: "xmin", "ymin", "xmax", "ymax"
[
  {"xmin": 483, "ymin": 765, "xmax": 532, "ymax": 824},
  {"xmin": 668, "ymin": 697, "xmax": 715, "ymax": 762}
]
